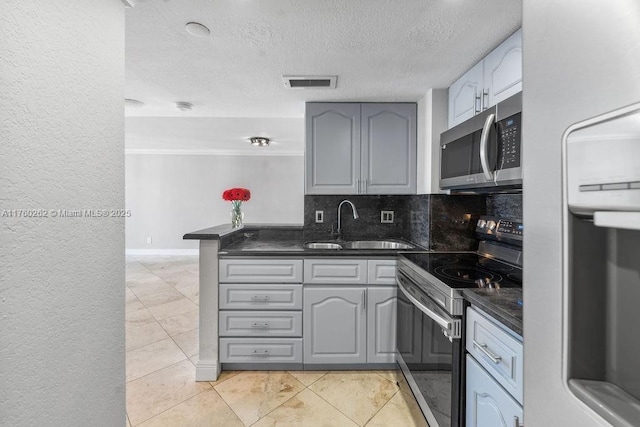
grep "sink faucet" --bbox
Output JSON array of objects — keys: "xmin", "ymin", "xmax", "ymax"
[{"xmin": 337, "ymin": 200, "xmax": 359, "ymax": 237}]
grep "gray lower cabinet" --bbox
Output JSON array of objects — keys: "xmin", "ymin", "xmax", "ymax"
[
  {"xmin": 366, "ymin": 287, "xmax": 398, "ymax": 363},
  {"xmin": 466, "ymin": 355, "xmax": 523, "ymax": 427},
  {"xmin": 466, "ymin": 307, "xmax": 524, "ymax": 427},
  {"xmin": 219, "ymin": 258, "xmax": 304, "ymax": 365},
  {"xmin": 219, "ymin": 338, "xmax": 303, "ymax": 363},
  {"xmin": 303, "ymin": 285, "xmax": 398, "ymax": 365},
  {"xmin": 303, "ymin": 287, "xmax": 367, "ymax": 364},
  {"xmin": 219, "ymin": 311, "xmax": 303, "ymax": 337}
]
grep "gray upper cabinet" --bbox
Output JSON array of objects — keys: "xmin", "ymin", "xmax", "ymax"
[
  {"xmin": 305, "ymin": 102, "xmax": 417, "ymax": 195},
  {"xmin": 305, "ymin": 103, "xmax": 361, "ymax": 194},
  {"xmin": 482, "ymin": 29, "xmax": 523, "ymax": 108},
  {"xmin": 448, "ymin": 29, "xmax": 522, "ymax": 129},
  {"xmin": 448, "ymin": 62, "xmax": 484, "ymax": 130},
  {"xmin": 361, "ymin": 104, "xmax": 417, "ymax": 194}
]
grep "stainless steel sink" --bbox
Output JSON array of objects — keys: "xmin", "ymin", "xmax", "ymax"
[
  {"xmin": 341, "ymin": 240, "xmax": 414, "ymax": 250},
  {"xmin": 304, "ymin": 242, "xmax": 342, "ymax": 250}
]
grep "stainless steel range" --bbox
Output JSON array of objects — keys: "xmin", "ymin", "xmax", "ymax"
[{"xmin": 395, "ymin": 215, "xmax": 523, "ymax": 427}]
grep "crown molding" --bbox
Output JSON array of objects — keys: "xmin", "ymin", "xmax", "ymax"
[{"xmin": 124, "ymin": 148, "xmax": 303, "ymax": 156}]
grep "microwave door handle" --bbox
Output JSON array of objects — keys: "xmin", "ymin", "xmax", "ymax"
[{"xmin": 480, "ymin": 112, "xmax": 496, "ymax": 180}]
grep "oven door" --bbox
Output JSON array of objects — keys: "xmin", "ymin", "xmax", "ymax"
[{"xmin": 396, "ymin": 271, "xmax": 463, "ymax": 427}]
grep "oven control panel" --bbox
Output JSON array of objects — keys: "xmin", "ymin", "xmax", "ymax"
[{"xmin": 476, "ymin": 215, "xmax": 523, "ymax": 241}]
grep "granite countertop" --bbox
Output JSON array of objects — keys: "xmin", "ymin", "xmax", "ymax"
[
  {"xmin": 220, "ymin": 238, "xmax": 424, "ymax": 257},
  {"xmin": 183, "ymin": 223, "xmax": 303, "ymax": 240},
  {"xmin": 184, "ymin": 223, "xmax": 424, "ymax": 256},
  {"xmin": 463, "ymin": 288, "xmax": 523, "ymax": 336}
]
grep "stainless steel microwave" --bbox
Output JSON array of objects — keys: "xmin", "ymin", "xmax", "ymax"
[{"xmin": 440, "ymin": 92, "xmax": 522, "ymax": 191}]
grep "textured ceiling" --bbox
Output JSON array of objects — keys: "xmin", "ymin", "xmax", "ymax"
[{"xmin": 125, "ymin": 0, "xmax": 521, "ymax": 152}]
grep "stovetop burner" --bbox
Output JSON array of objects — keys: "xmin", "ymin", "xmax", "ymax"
[
  {"xmin": 433, "ymin": 266, "xmax": 500, "ymax": 284},
  {"xmin": 400, "ymin": 252, "xmax": 522, "ymax": 290}
]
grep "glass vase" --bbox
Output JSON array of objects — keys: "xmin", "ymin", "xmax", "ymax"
[{"xmin": 230, "ymin": 202, "xmax": 243, "ymax": 228}]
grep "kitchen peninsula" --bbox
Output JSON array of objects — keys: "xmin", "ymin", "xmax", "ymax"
[
  {"xmin": 184, "ymin": 220, "xmax": 522, "ymax": 386},
  {"xmin": 183, "ymin": 223, "xmax": 418, "ymax": 381}
]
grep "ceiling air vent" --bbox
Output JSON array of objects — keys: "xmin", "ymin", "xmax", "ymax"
[{"xmin": 282, "ymin": 75, "xmax": 337, "ymax": 89}]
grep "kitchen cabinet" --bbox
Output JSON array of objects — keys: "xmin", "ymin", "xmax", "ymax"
[
  {"xmin": 466, "ymin": 306, "xmax": 523, "ymax": 403},
  {"xmin": 303, "ymin": 258, "xmax": 367, "ymax": 285},
  {"xmin": 219, "ymin": 258, "xmax": 303, "ymax": 365},
  {"xmin": 448, "ymin": 62, "xmax": 484, "ymax": 129},
  {"xmin": 466, "ymin": 306, "xmax": 524, "ymax": 427},
  {"xmin": 366, "ymin": 287, "xmax": 397, "ymax": 363},
  {"xmin": 482, "ymin": 29, "xmax": 523, "ymax": 108},
  {"xmin": 448, "ymin": 29, "xmax": 522, "ymax": 129},
  {"xmin": 303, "ymin": 287, "xmax": 367, "ymax": 364},
  {"xmin": 303, "ymin": 285, "xmax": 398, "ymax": 365},
  {"xmin": 305, "ymin": 102, "xmax": 417, "ymax": 195},
  {"xmin": 466, "ymin": 355, "xmax": 523, "ymax": 427},
  {"xmin": 303, "ymin": 258, "xmax": 398, "ymax": 365}
]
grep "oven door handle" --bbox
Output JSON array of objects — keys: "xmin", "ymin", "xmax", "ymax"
[
  {"xmin": 397, "ymin": 274, "xmax": 461, "ymax": 339},
  {"xmin": 480, "ymin": 112, "xmax": 496, "ymax": 181}
]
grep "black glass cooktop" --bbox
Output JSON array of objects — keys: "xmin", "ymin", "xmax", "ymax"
[{"xmin": 400, "ymin": 252, "xmax": 522, "ymax": 289}]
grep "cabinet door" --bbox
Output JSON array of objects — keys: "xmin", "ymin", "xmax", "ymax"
[
  {"xmin": 448, "ymin": 62, "xmax": 483, "ymax": 128},
  {"xmin": 303, "ymin": 287, "xmax": 366, "ymax": 364},
  {"xmin": 367, "ymin": 287, "xmax": 397, "ymax": 363},
  {"xmin": 305, "ymin": 103, "xmax": 361, "ymax": 195},
  {"xmin": 466, "ymin": 355, "xmax": 523, "ymax": 427},
  {"xmin": 361, "ymin": 103, "xmax": 417, "ymax": 194},
  {"xmin": 483, "ymin": 29, "xmax": 522, "ymax": 108}
]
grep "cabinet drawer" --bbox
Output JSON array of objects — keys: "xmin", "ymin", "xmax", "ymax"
[
  {"xmin": 219, "ymin": 311, "xmax": 302, "ymax": 337},
  {"xmin": 367, "ymin": 259, "xmax": 397, "ymax": 285},
  {"xmin": 466, "ymin": 355, "xmax": 523, "ymax": 427},
  {"xmin": 219, "ymin": 284, "xmax": 302, "ymax": 310},
  {"xmin": 220, "ymin": 338, "xmax": 303, "ymax": 363},
  {"xmin": 303, "ymin": 259, "xmax": 367, "ymax": 284},
  {"xmin": 466, "ymin": 307, "xmax": 523, "ymax": 404},
  {"xmin": 219, "ymin": 259, "xmax": 303, "ymax": 283}
]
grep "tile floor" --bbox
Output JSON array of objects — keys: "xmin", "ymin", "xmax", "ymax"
[{"xmin": 126, "ymin": 255, "xmax": 428, "ymax": 426}]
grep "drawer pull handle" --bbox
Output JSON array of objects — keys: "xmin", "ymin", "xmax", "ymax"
[
  {"xmin": 251, "ymin": 295, "xmax": 270, "ymax": 302},
  {"xmin": 252, "ymin": 350, "xmax": 270, "ymax": 357},
  {"xmin": 473, "ymin": 340, "xmax": 502, "ymax": 364},
  {"xmin": 513, "ymin": 415, "xmax": 523, "ymax": 427},
  {"xmin": 251, "ymin": 323, "xmax": 270, "ymax": 329}
]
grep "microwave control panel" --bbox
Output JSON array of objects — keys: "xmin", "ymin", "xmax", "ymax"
[{"xmin": 497, "ymin": 113, "xmax": 522, "ymax": 169}]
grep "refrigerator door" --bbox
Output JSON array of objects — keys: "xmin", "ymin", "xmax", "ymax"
[{"xmin": 524, "ymin": 1, "xmax": 640, "ymax": 426}]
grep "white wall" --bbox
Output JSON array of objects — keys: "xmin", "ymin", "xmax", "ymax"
[
  {"xmin": 417, "ymin": 88, "xmax": 448, "ymax": 194},
  {"xmin": 0, "ymin": 1, "xmax": 125, "ymax": 425},
  {"xmin": 125, "ymin": 154, "xmax": 304, "ymax": 251},
  {"xmin": 523, "ymin": 1, "xmax": 640, "ymax": 425}
]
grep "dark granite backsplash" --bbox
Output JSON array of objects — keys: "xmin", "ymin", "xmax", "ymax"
[
  {"xmin": 427, "ymin": 194, "xmax": 487, "ymax": 251},
  {"xmin": 303, "ymin": 192, "xmax": 520, "ymax": 251},
  {"xmin": 486, "ymin": 193, "xmax": 523, "ymax": 220},
  {"xmin": 303, "ymin": 195, "xmax": 407, "ymax": 241}
]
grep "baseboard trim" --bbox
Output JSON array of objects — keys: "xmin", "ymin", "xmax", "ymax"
[
  {"xmin": 195, "ymin": 359, "xmax": 222, "ymax": 381},
  {"xmin": 126, "ymin": 249, "xmax": 199, "ymax": 256}
]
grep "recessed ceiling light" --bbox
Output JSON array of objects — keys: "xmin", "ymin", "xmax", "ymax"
[
  {"xmin": 185, "ymin": 22, "xmax": 210, "ymax": 38},
  {"xmin": 176, "ymin": 101, "xmax": 193, "ymax": 111},
  {"xmin": 125, "ymin": 98, "xmax": 144, "ymax": 108},
  {"xmin": 250, "ymin": 137, "xmax": 270, "ymax": 147}
]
